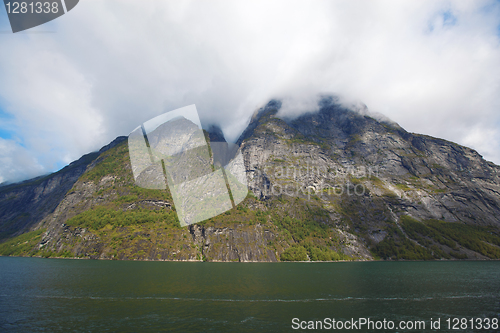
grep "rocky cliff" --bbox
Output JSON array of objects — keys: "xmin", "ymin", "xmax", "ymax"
[
  {"xmin": 1, "ymin": 97, "xmax": 499, "ymax": 261},
  {"xmin": 0, "ymin": 137, "xmax": 129, "ymax": 241},
  {"xmin": 0, "ymin": 137, "xmax": 126, "ymax": 241}
]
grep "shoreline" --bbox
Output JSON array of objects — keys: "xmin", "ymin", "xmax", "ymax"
[{"xmin": 1, "ymin": 254, "xmax": 498, "ymax": 262}]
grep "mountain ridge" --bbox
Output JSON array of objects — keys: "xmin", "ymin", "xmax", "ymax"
[{"xmin": 1, "ymin": 98, "xmax": 499, "ymax": 261}]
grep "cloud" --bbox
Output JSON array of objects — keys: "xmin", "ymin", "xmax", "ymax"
[
  {"xmin": 277, "ymin": 95, "xmax": 322, "ymax": 120},
  {"xmin": 0, "ymin": 0, "xmax": 499, "ymax": 183},
  {"xmin": 0, "ymin": 138, "xmax": 45, "ymax": 183},
  {"xmin": 0, "ymin": 35, "xmax": 105, "ymax": 182}
]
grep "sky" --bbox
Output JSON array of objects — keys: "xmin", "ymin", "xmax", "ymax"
[{"xmin": 0, "ymin": 0, "xmax": 499, "ymax": 184}]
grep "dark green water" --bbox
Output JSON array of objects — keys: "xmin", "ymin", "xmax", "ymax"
[{"xmin": 0, "ymin": 257, "xmax": 499, "ymax": 332}]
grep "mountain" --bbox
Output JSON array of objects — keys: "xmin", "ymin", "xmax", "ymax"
[
  {"xmin": 0, "ymin": 137, "xmax": 126, "ymax": 241},
  {"xmin": 1, "ymin": 97, "xmax": 500, "ymax": 261}
]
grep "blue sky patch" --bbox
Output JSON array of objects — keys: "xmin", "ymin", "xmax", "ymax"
[
  {"xmin": 428, "ymin": 10, "xmax": 458, "ymax": 33},
  {"xmin": 0, "ymin": 108, "xmax": 18, "ymax": 141},
  {"xmin": 441, "ymin": 10, "xmax": 457, "ymax": 27},
  {"xmin": 0, "ymin": 128, "xmax": 13, "ymax": 140},
  {"xmin": 0, "ymin": 3, "xmax": 11, "ymax": 32}
]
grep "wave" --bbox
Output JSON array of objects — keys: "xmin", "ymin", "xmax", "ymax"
[{"xmin": 0, "ymin": 294, "xmax": 496, "ymax": 302}]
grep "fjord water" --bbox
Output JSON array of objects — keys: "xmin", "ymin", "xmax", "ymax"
[{"xmin": 0, "ymin": 257, "xmax": 499, "ymax": 332}]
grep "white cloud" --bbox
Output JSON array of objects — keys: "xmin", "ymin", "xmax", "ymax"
[
  {"xmin": 0, "ymin": 36, "xmax": 105, "ymax": 182},
  {"xmin": 0, "ymin": 0, "xmax": 499, "ymax": 183},
  {"xmin": 277, "ymin": 95, "xmax": 322, "ymax": 120},
  {"xmin": 462, "ymin": 126, "xmax": 500, "ymax": 163},
  {"xmin": 0, "ymin": 138, "xmax": 45, "ymax": 183}
]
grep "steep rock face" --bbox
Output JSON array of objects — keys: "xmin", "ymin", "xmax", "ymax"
[
  {"xmin": 190, "ymin": 224, "xmax": 278, "ymax": 262},
  {"xmin": 290, "ymin": 102, "xmax": 500, "ymax": 226},
  {"xmin": 0, "ymin": 152, "xmax": 98, "ymax": 240},
  {"xmin": 234, "ymin": 98, "xmax": 500, "ymax": 260},
  {"xmin": 240, "ymin": 99, "xmax": 500, "ymax": 228},
  {"xmin": 37, "ymin": 221, "xmax": 280, "ymax": 262},
  {"xmin": 0, "ymin": 137, "xmax": 126, "ymax": 241}
]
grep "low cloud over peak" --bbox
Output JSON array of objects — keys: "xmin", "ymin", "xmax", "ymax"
[{"xmin": 1, "ymin": 0, "xmax": 499, "ymax": 183}]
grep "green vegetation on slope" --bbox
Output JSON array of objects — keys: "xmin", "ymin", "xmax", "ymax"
[
  {"xmin": 400, "ymin": 216, "xmax": 500, "ymax": 259},
  {"xmin": 0, "ymin": 229, "xmax": 45, "ymax": 256},
  {"xmin": 65, "ymin": 206, "xmax": 179, "ymax": 230},
  {"xmin": 275, "ymin": 215, "xmax": 329, "ymax": 242},
  {"xmin": 280, "ymin": 245, "xmax": 308, "ymax": 261},
  {"xmin": 371, "ymin": 224, "xmax": 434, "ymax": 260},
  {"xmin": 269, "ymin": 197, "xmax": 349, "ymax": 261},
  {"xmin": 79, "ymin": 144, "xmax": 130, "ymax": 183},
  {"xmin": 371, "ymin": 216, "xmax": 500, "ymax": 260}
]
